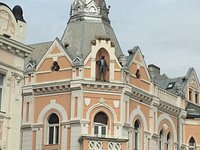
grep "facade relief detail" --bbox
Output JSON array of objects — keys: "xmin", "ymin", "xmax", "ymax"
[{"xmin": 0, "ymin": 10, "xmax": 15, "ymax": 35}]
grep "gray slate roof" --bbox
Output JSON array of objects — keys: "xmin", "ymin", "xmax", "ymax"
[
  {"xmin": 148, "ymin": 67, "xmax": 192, "ymax": 97},
  {"xmin": 61, "ymin": 19, "xmax": 123, "ymax": 60},
  {"xmin": 25, "ymin": 41, "xmax": 53, "ymax": 67},
  {"xmin": 186, "ymin": 102, "xmax": 200, "ymax": 119}
]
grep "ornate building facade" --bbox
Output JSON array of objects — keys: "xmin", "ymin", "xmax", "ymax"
[
  {"xmin": 0, "ymin": 3, "xmax": 32, "ymax": 150},
  {"xmin": 21, "ymin": 0, "xmax": 200, "ymax": 150}
]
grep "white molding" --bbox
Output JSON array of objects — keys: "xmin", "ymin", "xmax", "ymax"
[
  {"xmin": 129, "ymin": 108, "xmax": 148, "ymax": 131},
  {"xmin": 157, "ymin": 113, "xmax": 177, "ymax": 142},
  {"xmin": 86, "ymin": 101, "xmax": 117, "ymax": 122},
  {"xmin": 37, "ymin": 100, "xmax": 68, "ymax": 123}
]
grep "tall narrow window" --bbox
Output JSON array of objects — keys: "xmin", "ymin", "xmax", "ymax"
[
  {"xmin": 189, "ymin": 137, "xmax": 196, "ymax": 150},
  {"xmin": 26, "ymin": 102, "xmax": 29, "ymax": 122},
  {"xmin": 195, "ymin": 92, "xmax": 199, "ymax": 104},
  {"xmin": 47, "ymin": 113, "xmax": 59, "ymax": 145},
  {"xmin": 134, "ymin": 120, "xmax": 140, "ymax": 150},
  {"xmin": 159, "ymin": 130, "xmax": 164, "ymax": 150},
  {"xmin": 189, "ymin": 89, "xmax": 192, "ymax": 101},
  {"xmin": 0, "ymin": 74, "xmax": 4, "ymax": 110},
  {"xmin": 94, "ymin": 112, "xmax": 108, "ymax": 137},
  {"xmin": 166, "ymin": 132, "xmax": 171, "ymax": 150}
]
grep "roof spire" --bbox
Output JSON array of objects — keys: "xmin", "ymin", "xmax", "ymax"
[{"xmin": 70, "ymin": 0, "xmax": 110, "ymax": 23}]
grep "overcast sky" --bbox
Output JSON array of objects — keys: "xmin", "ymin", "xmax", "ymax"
[{"xmin": 2, "ymin": 0, "xmax": 200, "ymax": 78}]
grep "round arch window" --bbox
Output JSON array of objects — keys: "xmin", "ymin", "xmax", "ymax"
[
  {"xmin": 47, "ymin": 113, "xmax": 59, "ymax": 145},
  {"xmin": 94, "ymin": 112, "xmax": 108, "ymax": 137}
]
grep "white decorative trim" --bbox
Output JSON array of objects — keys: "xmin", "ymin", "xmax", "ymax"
[
  {"xmin": 157, "ymin": 114, "xmax": 177, "ymax": 142},
  {"xmin": 37, "ymin": 100, "xmax": 68, "ymax": 123},
  {"xmin": 129, "ymin": 108, "xmax": 148, "ymax": 131},
  {"xmin": 84, "ymin": 98, "xmax": 91, "ymax": 106},
  {"xmin": 36, "ymin": 39, "xmax": 72, "ymax": 71},
  {"xmin": 86, "ymin": 102, "xmax": 117, "ymax": 122},
  {"xmin": 113, "ymin": 100, "xmax": 119, "ymax": 108},
  {"xmin": 53, "ymin": 57, "xmax": 58, "ymax": 61}
]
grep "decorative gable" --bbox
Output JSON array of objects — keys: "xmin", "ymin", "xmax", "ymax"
[
  {"xmin": 127, "ymin": 47, "xmax": 150, "ymax": 91},
  {"xmin": 128, "ymin": 47, "xmax": 150, "ymax": 82},
  {"xmin": 184, "ymin": 68, "xmax": 200, "ymax": 103},
  {"xmin": 186, "ymin": 68, "xmax": 200, "ymax": 90},
  {"xmin": 35, "ymin": 39, "xmax": 72, "ymax": 83},
  {"xmin": 36, "ymin": 39, "xmax": 72, "ymax": 72}
]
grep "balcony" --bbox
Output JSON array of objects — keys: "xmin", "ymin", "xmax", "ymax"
[{"xmin": 79, "ymin": 136, "xmax": 128, "ymax": 150}]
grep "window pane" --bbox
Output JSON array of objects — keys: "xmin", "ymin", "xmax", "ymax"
[
  {"xmin": 49, "ymin": 127, "xmax": 54, "ymax": 144},
  {"xmin": 48, "ymin": 113, "xmax": 59, "ymax": 124},
  {"xmin": 135, "ymin": 132, "xmax": 138, "ymax": 149},
  {"xmin": 101, "ymin": 126, "xmax": 106, "ymax": 135},
  {"xmin": 56, "ymin": 126, "xmax": 59, "ymax": 144},
  {"xmin": 94, "ymin": 112, "xmax": 108, "ymax": 125},
  {"xmin": 94, "ymin": 126, "xmax": 98, "ymax": 135}
]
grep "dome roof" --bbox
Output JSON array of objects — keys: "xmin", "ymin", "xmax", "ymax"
[{"xmin": 12, "ymin": 5, "xmax": 25, "ymax": 22}]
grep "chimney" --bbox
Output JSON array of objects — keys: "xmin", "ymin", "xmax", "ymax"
[{"xmin": 148, "ymin": 64, "xmax": 160, "ymax": 75}]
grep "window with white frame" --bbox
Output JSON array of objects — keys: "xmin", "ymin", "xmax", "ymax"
[
  {"xmin": 166, "ymin": 132, "xmax": 171, "ymax": 150},
  {"xmin": 159, "ymin": 130, "xmax": 164, "ymax": 150},
  {"xmin": 189, "ymin": 137, "xmax": 196, "ymax": 150},
  {"xmin": 0, "ymin": 74, "xmax": 4, "ymax": 110},
  {"xmin": 94, "ymin": 112, "xmax": 108, "ymax": 137},
  {"xmin": 134, "ymin": 119, "xmax": 141, "ymax": 150},
  {"xmin": 47, "ymin": 113, "xmax": 59, "ymax": 145}
]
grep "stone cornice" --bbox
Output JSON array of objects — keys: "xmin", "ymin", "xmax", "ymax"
[
  {"xmin": 0, "ymin": 35, "xmax": 33, "ymax": 58},
  {"xmin": 125, "ymin": 86, "xmax": 153, "ymax": 105},
  {"xmin": 82, "ymin": 81, "xmax": 124, "ymax": 93},
  {"xmin": 33, "ymin": 81, "xmax": 71, "ymax": 96},
  {"xmin": 158, "ymin": 100, "xmax": 180, "ymax": 116}
]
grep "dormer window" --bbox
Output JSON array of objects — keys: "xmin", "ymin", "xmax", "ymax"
[
  {"xmin": 51, "ymin": 61, "xmax": 60, "ymax": 72},
  {"xmin": 167, "ymin": 82, "xmax": 175, "ymax": 89}
]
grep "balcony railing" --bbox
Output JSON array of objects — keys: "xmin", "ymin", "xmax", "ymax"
[
  {"xmin": 79, "ymin": 136, "xmax": 128, "ymax": 150},
  {"xmin": 155, "ymin": 87, "xmax": 179, "ymax": 106}
]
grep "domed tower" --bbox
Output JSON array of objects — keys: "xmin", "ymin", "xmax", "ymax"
[
  {"xmin": 62, "ymin": 0, "xmax": 124, "ymax": 61},
  {"xmin": 0, "ymin": 3, "xmax": 26, "ymax": 43}
]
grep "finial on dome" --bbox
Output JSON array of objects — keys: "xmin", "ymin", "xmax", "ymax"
[{"xmin": 70, "ymin": 0, "xmax": 110, "ymax": 23}]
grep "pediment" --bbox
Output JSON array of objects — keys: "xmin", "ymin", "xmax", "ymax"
[
  {"xmin": 188, "ymin": 70, "xmax": 200, "ymax": 89},
  {"xmin": 36, "ymin": 39, "xmax": 72, "ymax": 72},
  {"xmin": 128, "ymin": 47, "xmax": 150, "ymax": 82}
]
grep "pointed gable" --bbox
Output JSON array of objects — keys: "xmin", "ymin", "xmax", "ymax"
[
  {"xmin": 35, "ymin": 38, "xmax": 72, "ymax": 82},
  {"xmin": 127, "ymin": 46, "xmax": 150, "ymax": 91},
  {"xmin": 182, "ymin": 68, "xmax": 200, "ymax": 103},
  {"xmin": 187, "ymin": 68, "xmax": 200, "ymax": 90}
]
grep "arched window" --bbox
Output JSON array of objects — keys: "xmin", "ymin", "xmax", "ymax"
[
  {"xmin": 134, "ymin": 120, "xmax": 141, "ymax": 150},
  {"xmin": 94, "ymin": 112, "xmax": 108, "ymax": 137},
  {"xmin": 189, "ymin": 137, "xmax": 196, "ymax": 150},
  {"xmin": 51, "ymin": 61, "xmax": 60, "ymax": 71},
  {"xmin": 47, "ymin": 113, "xmax": 59, "ymax": 144},
  {"xmin": 159, "ymin": 130, "xmax": 164, "ymax": 150},
  {"xmin": 166, "ymin": 132, "xmax": 171, "ymax": 150}
]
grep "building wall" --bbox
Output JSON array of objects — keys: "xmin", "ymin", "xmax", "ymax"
[{"xmin": 0, "ymin": 3, "xmax": 32, "ymax": 150}]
